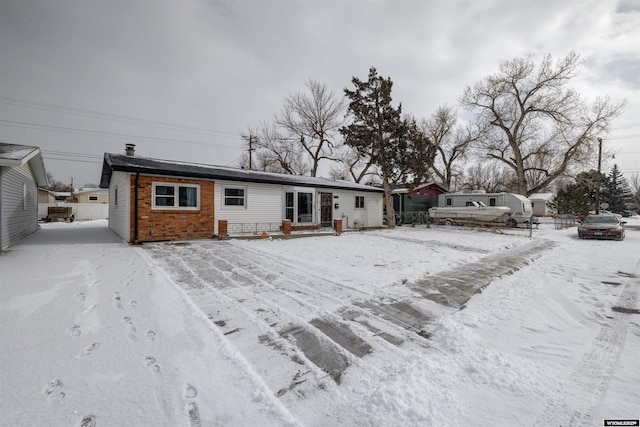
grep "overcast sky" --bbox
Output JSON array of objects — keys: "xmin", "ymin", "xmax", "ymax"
[{"xmin": 1, "ymin": 0, "xmax": 638, "ymax": 187}]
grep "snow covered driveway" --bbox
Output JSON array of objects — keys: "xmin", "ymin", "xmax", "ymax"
[{"xmin": 1, "ymin": 219, "xmax": 639, "ymax": 426}]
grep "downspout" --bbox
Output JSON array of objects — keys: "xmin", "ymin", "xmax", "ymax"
[{"xmin": 134, "ymin": 172, "xmax": 139, "ymax": 244}]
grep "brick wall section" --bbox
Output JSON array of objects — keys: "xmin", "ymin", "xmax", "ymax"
[{"xmin": 129, "ymin": 175, "xmax": 215, "ymax": 242}]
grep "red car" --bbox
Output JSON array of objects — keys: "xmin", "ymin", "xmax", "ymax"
[{"xmin": 577, "ymin": 214, "xmax": 626, "ymax": 241}]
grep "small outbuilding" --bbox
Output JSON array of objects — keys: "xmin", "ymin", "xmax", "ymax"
[
  {"xmin": 99, "ymin": 146, "xmax": 384, "ymax": 243},
  {"xmin": 0, "ymin": 142, "xmax": 49, "ymax": 250},
  {"xmin": 390, "ymin": 181, "xmax": 448, "ymax": 224},
  {"xmin": 529, "ymin": 193, "xmax": 555, "ymax": 217}
]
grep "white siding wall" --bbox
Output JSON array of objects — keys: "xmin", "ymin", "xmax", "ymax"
[
  {"xmin": 213, "ymin": 180, "xmax": 384, "ymax": 233},
  {"xmin": 0, "ymin": 164, "xmax": 38, "ymax": 250},
  {"xmin": 331, "ymin": 190, "xmax": 384, "ymax": 229},
  {"xmin": 214, "ymin": 180, "xmax": 283, "ymax": 234},
  {"xmin": 108, "ymin": 171, "xmax": 131, "ymax": 241}
]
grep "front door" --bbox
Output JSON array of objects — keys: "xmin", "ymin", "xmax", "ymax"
[{"xmin": 320, "ymin": 192, "xmax": 333, "ymax": 228}]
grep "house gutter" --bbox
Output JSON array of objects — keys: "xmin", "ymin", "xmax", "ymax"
[{"xmin": 134, "ymin": 172, "xmax": 139, "ymax": 244}]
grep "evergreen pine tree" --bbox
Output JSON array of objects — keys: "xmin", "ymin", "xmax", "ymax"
[
  {"xmin": 547, "ymin": 184, "xmax": 590, "ymax": 215},
  {"xmin": 601, "ymin": 164, "xmax": 634, "ymax": 213}
]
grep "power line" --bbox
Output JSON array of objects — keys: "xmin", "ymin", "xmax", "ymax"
[
  {"xmin": 0, "ymin": 120, "xmax": 241, "ymax": 150},
  {"xmin": 0, "ymin": 96, "xmax": 240, "ymax": 139}
]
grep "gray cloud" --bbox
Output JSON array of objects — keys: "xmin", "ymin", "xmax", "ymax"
[{"xmin": 1, "ymin": 0, "xmax": 638, "ymax": 184}]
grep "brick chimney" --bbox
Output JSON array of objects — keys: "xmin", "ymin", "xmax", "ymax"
[{"xmin": 125, "ymin": 144, "xmax": 136, "ymax": 156}]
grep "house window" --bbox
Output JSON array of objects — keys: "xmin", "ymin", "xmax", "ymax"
[
  {"xmin": 355, "ymin": 195, "xmax": 365, "ymax": 209},
  {"xmin": 489, "ymin": 197, "xmax": 497, "ymax": 206},
  {"xmin": 23, "ymin": 183, "xmax": 27, "ymax": 210},
  {"xmin": 297, "ymin": 192, "xmax": 313, "ymax": 223},
  {"xmin": 89, "ymin": 196, "xmax": 99, "ymax": 201},
  {"xmin": 114, "ymin": 187, "xmax": 118, "ymax": 206},
  {"xmin": 285, "ymin": 192, "xmax": 294, "ymax": 221},
  {"xmin": 446, "ymin": 197, "xmax": 452, "ymax": 206},
  {"xmin": 152, "ymin": 183, "xmax": 200, "ymax": 209},
  {"xmin": 223, "ymin": 187, "xmax": 246, "ymax": 207}
]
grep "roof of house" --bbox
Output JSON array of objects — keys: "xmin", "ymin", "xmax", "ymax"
[
  {"xmin": 100, "ymin": 153, "xmax": 384, "ymax": 193},
  {"xmin": 389, "ymin": 181, "xmax": 449, "ymax": 194},
  {"xmin": 76, "ymin": 188, "xmax": 108, "ymax": 195},
  {"xmin": 0, "ymin": 142, "xmax": 49, "ymax": 186},
  {"xmin": 529, "ymin": 192, "xmax": 554, "ymax": 200}
]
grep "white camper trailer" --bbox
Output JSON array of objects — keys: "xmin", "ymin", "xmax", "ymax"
[{"xmin": 437, "ymin": 191, "xmax": 533, "ymax": 226}]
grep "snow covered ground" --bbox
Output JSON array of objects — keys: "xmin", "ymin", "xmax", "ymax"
[{"xmin": 1, "ymin": 217, "xmax": 639, "ymax": 426}]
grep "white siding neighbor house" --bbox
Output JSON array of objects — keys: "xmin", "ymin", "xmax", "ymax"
[
  {"xmin": 99, "ymin": 146, "xmax": 384, "ymax": 243},
  {"xmin": 0, "ymin": 143, "xmax": 49, "ymax": 250}
]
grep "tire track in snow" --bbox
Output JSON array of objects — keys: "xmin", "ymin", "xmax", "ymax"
[
  {"xmin": 180, "ymin": 243, "xmax": 422, "ymax": 349},
  {"xmin": 534, "ymin": 259, "xmax": 640, "ymax": 426},
  {"xmin": 143, "ymin": 243, "xmax": 331, "ymax": 395},
  {"xmin": 218, "ymin": 242, "xmax": 433, "ymax": 341},
  {"xmin": 144, "ymin": 242, "xmax": 418, "ymax": 396}
]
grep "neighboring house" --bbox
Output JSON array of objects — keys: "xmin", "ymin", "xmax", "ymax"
[
  {"xmin": 0, "ymin": 142, "xmax": 49, "ymax": 250},
  {"xmin": 54, "ymin": 191, "xmax": 72, "ymax": 202},
  {"xmin": 38, "ymin": 188, "xmax": 57, "ymax": 204},
  {"xmin": 76, "ymin": 188, "xmax": 109, "ymax": 204},
  {"xmin": 99, "ymin": 147, "xmax": 384, "ymax": 243},
  {"xmin": 529, "ymin": 193, "xmax": 555, "ymax": 216},
  {"xmin": 389, "ymin": 181, "xmax": 449, "ymax": 223}
]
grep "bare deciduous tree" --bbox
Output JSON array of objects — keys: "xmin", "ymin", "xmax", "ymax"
[
  {"xmin": 424, "ymin": 105, "xmax": 484, "ymax": 190},
  {"xmin": 461, "ymin": 52, "xmax": 626, "ymax": 196},
  {"xmin": 242, "ymin": 80, "xmax": 343, "ymax": 176},
  {"xmin": 328, "ymin": 144, "xmax": 378, "ymax": 184},
  {"xmin": 275, "ymin": 80, "xmax": 344, "ymax": 176},
  {"xmin": 459, "ymin": 161, "xmax": 517, "ymax": 193},
  {"xmin": 240, "ymin": 122, "xmax": 308, "ymax": 175}
]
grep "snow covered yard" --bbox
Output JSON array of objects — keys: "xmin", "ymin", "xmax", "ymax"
[{"xmin": 1, "ymin": 218, "xmax": 639, "ymax": 426}]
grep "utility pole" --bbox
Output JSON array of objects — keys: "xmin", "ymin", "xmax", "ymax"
[
  {"xmin": 595, "ymin": 137, "xmax": 602, "ymax": 215},
  {"xmin": 249, "ymin": 135, "xmax": 253, "ymax": 170}
]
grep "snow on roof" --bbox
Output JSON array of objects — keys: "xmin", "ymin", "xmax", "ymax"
[
  {"xmin": 0, "ymin": 142, "xmax": 49, "ymax": 186},
  {"xmin": 100, "ymin": 153, "xmax": 384, "ymax": 193},
  {"xmin": 529, "ymin": 193, "xmax": 554, "ymax": 200},
  {"xmin": 0, "ymin": 142, "xmax": 39, "ymax": 163}
]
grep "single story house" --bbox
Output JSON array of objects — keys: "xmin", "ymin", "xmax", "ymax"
[
  {"xmin": 529, "ymin": 193, "xmax": 555, "ymax": 216},
  {"xmin": 99, "ymin": 146, "xmax": 384, "ymax": 243},
  {"xmin": 0, "ymin": 142, "xmax": 49, "ymax": 250},
  {"xmin": 76, "ymin": 188, "xmax": 109, "ymax": 204}
]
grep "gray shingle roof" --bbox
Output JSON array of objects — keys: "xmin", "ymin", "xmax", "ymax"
[{"xmin": 100, "ymin": 153, "xmax": 383, "ymax": 193}]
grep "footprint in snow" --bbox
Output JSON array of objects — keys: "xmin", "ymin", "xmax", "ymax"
[
  {"xmin": 79, "ymin": 342, "xmax": 101, "ymax": 357},
  {"xmin": 184, "ymin": 383, "xmax": 198, "ymax": 399},
  {"xmin": 75, "ymin": 293, "xmax": 86, "ymax": 303},
  {"xmin": 186, "ymin": 402, "xmax": 201, "ymax": 427},
  {"xmin": 145, "ymin": 329, "xmax": 156, "ymax": 341},
  {"xmin": 123, "ymin": 317, "xmax": 137, "ymax": 341},
  {"xmin": 44, "ymin": 378, "xmax": 65, "ymax": 402},
  {"xmin": 129, "ymin": 300, "xmax": 137, "ymax": 309},
  {"xmin": 67, "ymin": 325, "xmax": 82, "ymax": 337},
  {"xmin": 144, "ymin": 356, "xmax": 160, "ymax": 372},
  {"xmin": 79, "ymin": 415, "xmax": 96, "ymax": 427},
  {"xmin": 113, "ymin": 292, "xmax": 122, "ymax": 309}
]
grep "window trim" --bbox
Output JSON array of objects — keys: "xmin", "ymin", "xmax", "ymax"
[
  {"xmin": 222, "ymin": 185, "xmax": 247, "ymax": 209},
  {"xmin": 152, "ymin": 182, "xmax": 200, "ymax": 210},
  {"xmin": 355, "ymin": 195, "xmax": 365, "ymax": 209}
]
